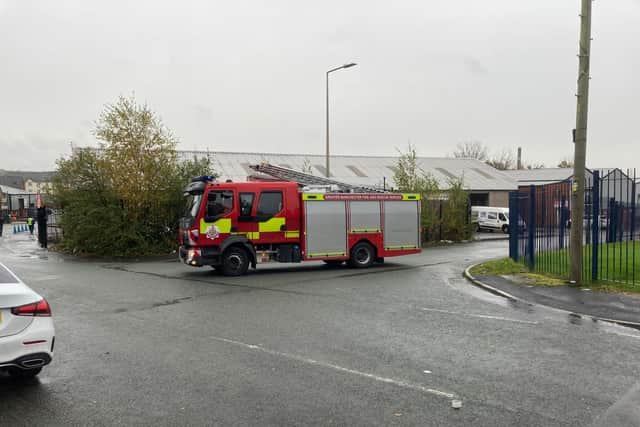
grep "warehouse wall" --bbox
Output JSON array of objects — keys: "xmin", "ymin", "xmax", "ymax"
[{"xmin": 489, "ymin": 191, "xmax": 509, "ymax": 208}]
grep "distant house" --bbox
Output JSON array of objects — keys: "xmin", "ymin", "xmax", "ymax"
[
  {"xmin": 0, "ymin": 170, "xmax": 54, "ymax": 194},
  {"xmin": 0, "ymin": 175, "xmax": 25, "ymax": 189},
  {"xmin": 0, "ymin": 184, "xmax": 38, "ymax": 216},
  {"xmin": 24, "ymin": 178, "xmax": 52, "ymax": 193},
  {"xmin": 179, "ymin": 151, "xmax": 518, "ymax": 207}
]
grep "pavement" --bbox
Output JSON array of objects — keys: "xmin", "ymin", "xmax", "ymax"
[
  {"xmin": 474, "ymin": 230, "xmax": 510, "ymax": 241},
  {"xmin": 467, "ymin": 271, "xmax": 640, "ymax": 327},
  {"xmin": 2, "ymin": 230, "xmax": 640, "ymax": 426}
]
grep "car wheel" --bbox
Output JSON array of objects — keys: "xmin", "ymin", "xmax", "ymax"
[
  {"xmin": 348, "ymin": 242, "xmax": 375, "ymax": 268},
  {"xmin": 8, "ymin": 367, "xmax": 42, "ymax": 379},
  {"xmin": 476, "ymin": 223, "xmax": 481, "ymax": 232},
  {"xmin": 502, "ymin": 225, "xmax": 509, "ymax": 234},
  {"xmin": 221, "ymin": 246, "xmax": 250, "ymax": 276},
  {"xmin": 323, "ymin": 260, "xmax": 344, "ymax": 266}
]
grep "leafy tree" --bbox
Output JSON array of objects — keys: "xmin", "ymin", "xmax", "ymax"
[
  {"xmin": 526, "ymin": 162, "xmax": 546, "ymax": 170},
  {"xmin": 558, "ymin": 158, "xmax": 574, "ymax": 168},
  {"xmin": 52, "ymin": 95, "xmax": 214, "ymax": 256},
  {"xmin": 96, "ymin": 96, "xmax": 178, "ymax": 223},
  {"xmin": 453, "ymin": 142, "xmax": 519, "ymax": 171},
  {"xmin": 394, "ymin": 145, "xmax": 471, "ymax": 242},
  {"xmin": 486, "ymin": 149, "xmax": 515, "ymax": 170},
  {"xmin": 441, "ymin": 178, "xmax": 473, "ymax": 241},
  {"xmin": 452, "ymin": 141, "xmax": 488, "ymax": 161}
]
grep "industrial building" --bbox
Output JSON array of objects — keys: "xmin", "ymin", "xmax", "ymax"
[{"xmin": 180, "ymin": 151, "xmax": 517, "ymax": 207}]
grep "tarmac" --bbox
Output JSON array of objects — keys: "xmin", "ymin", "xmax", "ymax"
[{"xmin": 465, "ymin": 265, "xmax": 640, "ymax": 427}]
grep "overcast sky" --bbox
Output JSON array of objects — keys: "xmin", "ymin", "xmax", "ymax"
[{"xmin": 1, "ymin": 0, "xmax": 639, "ymax": 171}]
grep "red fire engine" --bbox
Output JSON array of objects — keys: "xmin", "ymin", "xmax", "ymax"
[{"xmin": 179, "ymin": 176, "xmax": 421, "ymax": 275}]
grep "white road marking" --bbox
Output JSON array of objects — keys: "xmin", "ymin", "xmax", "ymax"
[
  {"xmin": 209, "ymin": 335, "xmax": 458, "ymax": 402},
  {"xmin": 420, "ymin": 307, "xmax": 538, "ymax": 325},
  {"xmin": 31, "ymin": 275, "xmax": 60, "ymax": 282},
  {"xmin": 603, "ymin": 328, "xmax": 640, "ymax": 340}
]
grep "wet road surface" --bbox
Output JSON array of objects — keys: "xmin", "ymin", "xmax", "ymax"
[{"xmin": 1, "ymin": 234, "xmax": 639, "ymax": 426}]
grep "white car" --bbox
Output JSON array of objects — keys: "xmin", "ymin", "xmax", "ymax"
[{"xmin": 0, "ymin": 262, "xmax": 55, "ymax": 379}]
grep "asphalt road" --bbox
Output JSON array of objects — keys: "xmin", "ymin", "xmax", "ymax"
[{"xmin": 1, "ymin": 233, "xmax": 639, "ymax": 426}]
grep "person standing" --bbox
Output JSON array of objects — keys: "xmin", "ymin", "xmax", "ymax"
[
  {"xmin": 36, "ymin": 206, "xmax": 48, "ymax": 248},
  {"xmin": 27, "ymin": 215, "xmax": 34, "ymax": 235},
  {"xmin": 0, "ymin": 214, "xmax": 4, "ymax": 237}
]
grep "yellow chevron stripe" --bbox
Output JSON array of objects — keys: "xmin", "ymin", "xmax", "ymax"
[{"xmin": 259, "ymin": 217, "xmax": 286, "ymax": 232}]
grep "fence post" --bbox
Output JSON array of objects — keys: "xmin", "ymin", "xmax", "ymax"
[
  {"xmin": 438, "ymin": 200, "xmax": 443, "ymax": 241},
  {"xmin": 509, "ymin": 192, "xmax": 518, "ymax": 261},
  {"xmin": 591, "ymin": 171, "xmax": 599, "ymax": 281},
  {"xmin": 607, "ymin": 198, "xmax": 614, "ymax": 243},
  {"xmin": 632, "ymin": 178, "xmax": 637, "ymax": 285},
  {"xmin": 528, "ymin": 185, "xmax": 536, "ymax": 270},
  {"xmin": 559, "ymin": 195, "xmax": 566, "ymax": 249}
]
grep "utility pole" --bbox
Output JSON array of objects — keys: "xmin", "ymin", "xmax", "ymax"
[{"xmin": 570, "ymin": 0, "xmax": 593, "ymax": 284}]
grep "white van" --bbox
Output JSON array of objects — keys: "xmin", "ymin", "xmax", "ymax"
[{"xmin": 471, "ymin": 206, "xmax": 509, "ymax": 233}]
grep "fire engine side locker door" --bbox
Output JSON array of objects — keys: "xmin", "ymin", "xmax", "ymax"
[
  {"xmin": 383, "ymin": 200, "xmax": 420, "ymax": 251},
  {"xmin": 303, "ymin": 195, "xmax": 347, "ymax": 259}
]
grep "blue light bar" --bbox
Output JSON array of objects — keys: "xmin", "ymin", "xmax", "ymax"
[{"xmin": 191, "ymin": 175, "xmax": 216, "ymax": 183}]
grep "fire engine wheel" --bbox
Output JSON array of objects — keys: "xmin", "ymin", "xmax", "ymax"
[
  {"xmin": 221, "ymin": 246, "xmax": 250, "ymax": 276},
  {"xmin": 349, "ymin": 242, "xmax": 375, "ymax": 269}
]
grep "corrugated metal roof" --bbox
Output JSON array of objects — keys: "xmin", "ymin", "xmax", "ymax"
[
  {"xmin": 0, "ymin": 184, "xmax": 27, "ymax": 194},
  {"xmin": 501, "ymin": 168, "xmax": 575, "ymax": 182},
  {"xmin": 178, "ymin": 151, "xmax": 517, "ymax": 191}
]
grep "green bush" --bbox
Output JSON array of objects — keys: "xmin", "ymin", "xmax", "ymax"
[{"xmin": 393, "ymin": 145, "xmax": 473, "ymax": 243}]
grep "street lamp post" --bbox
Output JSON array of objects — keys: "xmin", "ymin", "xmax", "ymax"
[{"xmin": 326, "ymin": 63, "xmax": 357, "ymax": 178}]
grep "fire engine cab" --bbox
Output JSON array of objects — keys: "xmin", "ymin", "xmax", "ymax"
[{"xmin": 179, "ymin": 176, "xmax": 421, "ymax": 275}]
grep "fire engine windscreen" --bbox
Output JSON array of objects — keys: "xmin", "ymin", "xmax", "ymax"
[
  {"xmin": 184, "ymin": 194, "xmax": 203, "ymax": 219},
  {"xmin": 206, "ymin": 191, "xmax": 234, "ymax": 220}
]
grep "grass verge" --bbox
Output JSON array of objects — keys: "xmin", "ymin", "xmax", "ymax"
[{"xmin": 470, "ymin": 257, "xmax": 640, "ymax": 294}]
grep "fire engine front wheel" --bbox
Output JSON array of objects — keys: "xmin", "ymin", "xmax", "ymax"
[
  {"xmin": 221, "ymin": 246, "xmax": 250, "ymax": 276},
  {"xmin": 348, "ymin": 242, "xmax": 375, "ymax": 269}
]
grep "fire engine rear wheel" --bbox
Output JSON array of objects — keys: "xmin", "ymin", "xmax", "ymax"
[
  {"xmin": 349, "ymin": 242, "xmax": 375, "ymax": 269},
  {"xmin": 221, "ymin": 246, "xmax": 250, "ymax": 276}
]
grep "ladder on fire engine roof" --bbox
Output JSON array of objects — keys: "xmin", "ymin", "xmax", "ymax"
[{"xmin": 249, "ymin": 163, "xmax": 386, "ymax": 193}]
